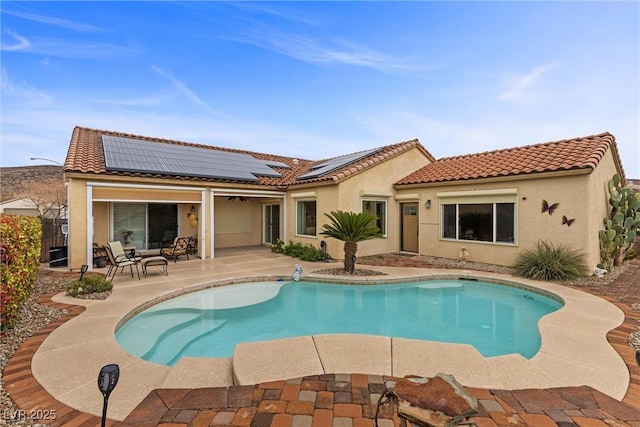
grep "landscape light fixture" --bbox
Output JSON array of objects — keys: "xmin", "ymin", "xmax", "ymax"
[
  {"xmin": 98, "ymin": 364, "xmax": 120, "ymax": 427},
  {"xmin": 79, "ymin": 265, "xmax": 88, "ymax": 281}
]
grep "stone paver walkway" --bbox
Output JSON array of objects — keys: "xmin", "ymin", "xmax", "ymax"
[{"xmin": 2, "ymin": 257, "xmax": 640, "ymax": 427}]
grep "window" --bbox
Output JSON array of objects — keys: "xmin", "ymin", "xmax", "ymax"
[
  {"xmin": 441, "ymin": 202, "xmax": 515, "ymax": 243},
  {"xmin": 362, "ymin": 200, "xmax": 386, "ymax": 236},
  {"xmin": 296, "ymin": 200, "xmax": 317, "ymax": 236},
  {"xmin": 113, "ymin": 203, "xmax": 178, "ymax": 249},
  {"xmin": 113, "ymin": 203, "xmax": 146, "ymax": 246}
]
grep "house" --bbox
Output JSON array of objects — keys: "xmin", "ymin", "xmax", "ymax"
[
  {"xmin": 394, "ymin": 132, "xmax": 626, "ymax": 269},
  {"xmin": 0, "ymin": 197, "xmax": 42, "ymax": 217},
  {"xmin": 63, "ymin": 126, "xmax": 625, "ymax": 271},
  {"xmin": 63, "ymin": 126, "xmax": 434, "ymax": 269}
]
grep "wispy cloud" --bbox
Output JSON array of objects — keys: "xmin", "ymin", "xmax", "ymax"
[
  {"xmin": 228, "ymin": 27, "xmax": 422, "ymax": 73},
  {"xmin": 498, "ymin": 64, "xmax": 557, "ymax": 103},
  {"xmin": 230, "ymin": 2, "xmax": 322, "ymax": 27},
  {"xmin": 3, "ymin": 9, "xmax": 108, "ymax": 33},
  {"xmin": 151, "ymin": 66, "xmax": 227, "ymax": 117},
  {"xmin": 1, "ymin": 67, "xmax": 51, "ymax": 103},
  {"xmin": 1, "ymin": 29, "xmax": 30, "ymax": 51},
  {"xmin": 0, "ymin": 29, "xmax": 136, "ymax": 60}
]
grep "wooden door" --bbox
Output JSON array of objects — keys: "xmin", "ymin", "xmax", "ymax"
[{"xmin": 401, "ymin": 203, "xmax": 419, "ymax": 252}]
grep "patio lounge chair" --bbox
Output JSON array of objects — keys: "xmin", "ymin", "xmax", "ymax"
[
  {"xmin": 160, "ymin": 236, "xmax": 190, "ymax": 262},
  {"xmin": 103, "ymin": 245, "xmax": 140, "ymax": 281},
  {"xmin": 108, "ymin": 241, "xmax": 142, "ymax": 263}
]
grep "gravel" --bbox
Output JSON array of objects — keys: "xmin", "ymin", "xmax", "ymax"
[
  {"xmin": 1, "ymin": 272, "xmax": 72, "ymax": 427},
  {"xmin": 1, "ymin": 259, "xmax": 638, "ymax": 424}
]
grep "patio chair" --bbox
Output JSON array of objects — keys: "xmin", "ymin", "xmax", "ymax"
[
  {"xmin": 108, "ymin": 241, "xmax": 142, "ymax": 263},
  {"xmin": 103, "ymin": 245, "xmax": 140, "ymax": 281},
  {"xmin": 160, "ymin": 236, "xmax": 190, "ymax": 262},
  {"xmin": 187, "ymin": 237, "xmax": 197, "ymax": 255}
]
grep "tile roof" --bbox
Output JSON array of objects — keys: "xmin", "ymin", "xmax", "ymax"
[
  {"xmin": 396, "ymin": 132, "xmax": 625, "ymax": 185},
  {"xmin": 64, "ymin": 126, "xmax": 432, "ymax": 187}
]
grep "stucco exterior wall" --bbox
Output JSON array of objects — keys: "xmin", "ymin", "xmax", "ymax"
[
  {"xmin": 213, "ymin": 197, "xmax": 262, "ymax": 248},
  {"xmin": 336, "ymin": 147, "xmax": 429, "ymax": 258},
  {"xmin": 584, "ymin": 149, "xmax": 620, "ymax": 267},
  {"xmin": 286, "ymin": 185, "xmax": 339, "ymax": 255},
  {"xmin": 395, "ymin": 147, "xmax": 620, "ymax": 268},
  {"xmin": 285, "ymin": 146, "xmax": 431, "ymax": 261},
  {"xmin": 66, "ymin": 176, "xmax": 88, "ymax": 270}
]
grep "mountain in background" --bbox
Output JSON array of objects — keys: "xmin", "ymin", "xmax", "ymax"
[{"xmin": 0, "ymin": 165, "xmax": 64, "ymax": 202}]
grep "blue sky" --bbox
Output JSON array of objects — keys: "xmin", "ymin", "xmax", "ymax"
[{"xmin": 2, "ymin": 1, "xmax": 639, "ymax": 177}]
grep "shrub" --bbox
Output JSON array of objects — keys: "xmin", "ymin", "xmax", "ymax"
[
  {"xmin": 280, "ymin": 241, "xmax": 329, "ymax": 262},
  {"xmin": 270, "ymin": 238, "xmax": 285, "ymax": 254},
  {"xmin": 513, "ymin": 240, "xmax": 588, "ymax": 281},
  {"xmin": 66, "ymin": 273, "xmax": 113, "ymax": 297},
  {"xmin": 1, "ymin": 215, "xmax": 42, "ymax": 329}
]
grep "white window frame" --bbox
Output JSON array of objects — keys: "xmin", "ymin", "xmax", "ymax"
[
  {"xmin": 362, "ymin": 199, "xmax": 387, "ymax": 237},
  {"xmin": 295, "ymin": 199, "xmax": 317, "ymax": 237},
  {"xmin": 438, "ymin": 189, "xmax": 517, "ymax": 245}
]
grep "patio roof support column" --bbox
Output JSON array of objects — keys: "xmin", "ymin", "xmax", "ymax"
[
  {"xmin": 200, "ymin": 189, "xmax": 206, "ymax": 259},
  {"xmin": 86, "ymin": 184, "xmax": 94, "ymax": 269},
  {"xmin": 210, "ymin": 190, "xmax": 216, "ymax": 259},
  {"xmin": 282, "ymin": 194, "xmax": 287, "ymax": 243}
]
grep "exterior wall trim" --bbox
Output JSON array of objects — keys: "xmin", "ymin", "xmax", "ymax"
[
  {"xmin": 395, "ymin": 193, "xmax": 420, "ymax": 201},
  {"xmin": 437, "ymin": 188, "xmax": 518, "ymax": 198},
  {"xmin": 360, "ymin": 190, "xmax": 393, "ymax": 197},
  {"xmin": 290, "ymin": 191, "xmax": 317, "ymax": 199}
]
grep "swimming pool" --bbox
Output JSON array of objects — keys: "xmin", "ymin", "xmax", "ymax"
[{"xmin": 116, "ymin": 279, "xmax": 563, "ymax": 366}]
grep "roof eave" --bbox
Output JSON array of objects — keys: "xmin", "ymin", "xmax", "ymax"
[{"xmin": 394, "ymin": 167, "xmax": 595, "ymax": 189}]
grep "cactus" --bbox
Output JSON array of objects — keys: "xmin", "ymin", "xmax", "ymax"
[{"xmin": 599, "ymin": 174, "xmax": 640, "ymax": 270}]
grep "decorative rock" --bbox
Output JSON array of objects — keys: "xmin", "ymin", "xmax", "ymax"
[{"xmin": 381, "ymin": 374, "xmax": 478, "ymax": 427}]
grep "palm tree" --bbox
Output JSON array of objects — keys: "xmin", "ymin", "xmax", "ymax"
[{"xmin": 320, "ymin": 210, "xmax": 380, "ymax": 272}]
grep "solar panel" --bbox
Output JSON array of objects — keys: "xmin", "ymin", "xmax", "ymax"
[
  {"xmin": 297, "ymin": 148, "xmax": 382, "ymax": 180},
  {"xmin": 263, "ymin": 159, "xmax": 291, "ymax": 169},
  {"xmin": 102, "ymin": 135, "xmax": 282, "ymax": 181}
]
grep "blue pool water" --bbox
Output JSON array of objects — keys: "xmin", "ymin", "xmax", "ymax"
[{"xmin": 116, "ymin": 280, "xmax": 563, "ymax": 366}]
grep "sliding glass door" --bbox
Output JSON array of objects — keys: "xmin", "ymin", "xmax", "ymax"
[{"xmin": 113, "ymin": 203, "xmax": 178, "ymax": 249}]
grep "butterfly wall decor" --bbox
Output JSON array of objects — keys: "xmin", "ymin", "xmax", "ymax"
[
  {"xmin": 562, "ymin": 215, "xmax": 575, "ymax": 226},
  {"xmin": 541, "ymin": 199, "xmax": 559, "ymax": 215}
]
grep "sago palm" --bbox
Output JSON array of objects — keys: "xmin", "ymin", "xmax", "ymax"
[{"xmin": 320, "ymin": 210, "xmax": 380, "ymax": 272}]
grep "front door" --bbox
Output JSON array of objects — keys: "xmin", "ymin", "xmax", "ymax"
[
  {"xmin": 264, "ymin": 204, "xmax": 280, "ymax": 244},
  {"xmin": 401, "ymin": 203, "xmax": 419, "ymax": 252}
]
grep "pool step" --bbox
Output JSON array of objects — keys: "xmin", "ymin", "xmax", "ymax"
[
  {"xmin": 144, "ymin": 316, "xmax": 227, "ymax": 366},
  {"xmin": 117, "ymin": 309, "xmax": 202, "ymax": 357}
]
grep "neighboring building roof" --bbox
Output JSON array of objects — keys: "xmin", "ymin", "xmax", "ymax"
[
  {"xmin": 65, "ymin": 126, "xmax": 433, "ymax": 187},
  {"xmin": 396, "ymin": 132, "xmax": 626, "ymax": 186}
]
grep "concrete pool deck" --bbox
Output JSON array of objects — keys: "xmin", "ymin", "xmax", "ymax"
[{"xmin": 4, "ymin": 247, "xmax": 640, "ymax": 426}]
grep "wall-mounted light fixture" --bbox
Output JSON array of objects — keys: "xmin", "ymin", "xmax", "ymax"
[
  {"xmin": 190, "ymin": 205, "xmax": 196, "ymax": 213},
  {"xmin": 425, "ymin": 199, "xmax": 432, "ymax": 209}
]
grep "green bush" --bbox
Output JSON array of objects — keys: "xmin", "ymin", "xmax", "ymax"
[
  {"xmin": 513, "ymin": 240, "xmax": 588, "ymax": 281},
  {"xmin": 66, "ymin": 273, "xmax": 113, "ymax": 297},
  {"xmin": 1, "ymin": 215, "xmax": 42, "ymax": 329},
  {"xmin": 280, "ymin": 241, "xmax": 329, "ymax": 262},
  {"xmin": 270, "ymin": 238, "xmax": 285, "ymax": 254}
]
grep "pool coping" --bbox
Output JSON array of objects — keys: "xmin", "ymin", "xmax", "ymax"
[{"xmin": 28, "ymin": 261, "xmax": 630, "ymax": 423}]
